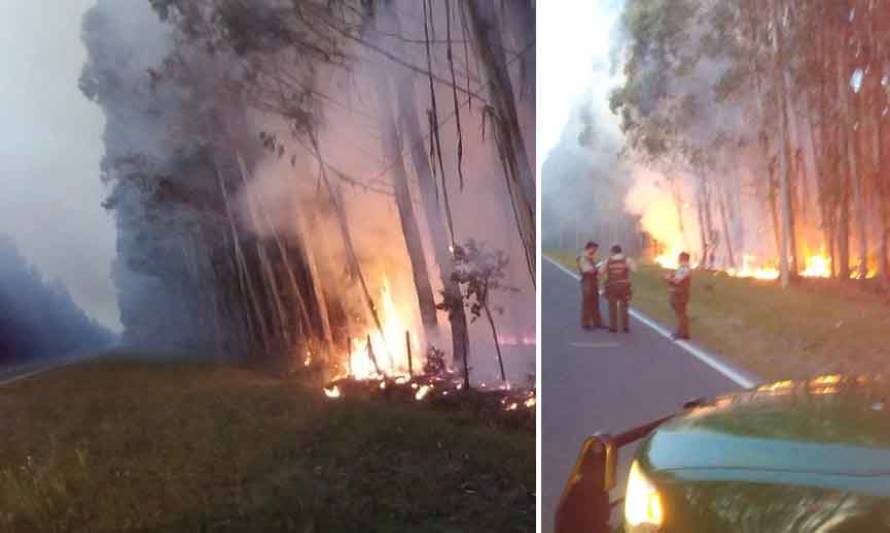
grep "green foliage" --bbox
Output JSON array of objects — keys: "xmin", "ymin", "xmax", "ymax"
[{"xmin": 448, "ymin": 240, "xmax": 514, "ymax": 323}]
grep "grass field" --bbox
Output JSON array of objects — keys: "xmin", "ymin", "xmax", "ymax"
[
  {"xmin": 547, "ymin": 250, "xmax": 890, "ymax": 382},
  {"xmin": 0, "ymin": 358, "xmax": 534, "ymax": 532}
]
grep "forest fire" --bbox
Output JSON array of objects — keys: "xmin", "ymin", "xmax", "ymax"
[
  {"xmin": 655, "ymin": 245, "xmax": 837, "ymax": 280},
  {"xmin": 800, "ymin": 254, "xmax": 832, "ymax": 278},
  {"xmin": 344, "ymin": 277, "xmax": 420, "ymax": 381},
  {"xmin": 317, "ymin": 274, "xmax": 535, "ymax": 415},
  {"xmin": 641, "ymin": 185, "xmax": 853, "ymax": 282},
  {"xmin": 654, "ymin": 245, "xmax": 855, "ymax": 281}
]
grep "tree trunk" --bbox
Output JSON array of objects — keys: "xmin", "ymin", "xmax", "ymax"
[
  {"xmin": 292, "ymin": 202, "xmax": 336, "ymax": 361},
  {"xmin": 767, "ymin": 160, "xmax": 782, "ymax": 258},
  {"xmin": 771, "ymin": 0, "xmax": 794, "ymax": 288},
  {"xmin": 396, "ymin": 82, "xmax": 470, "ymax": 374},
  {"xmin": 217, "ymin": 168, "xmax": 271, "ymax": 355},
  {"xmin": 237, "ymin": 155, "xmax": 315, "ymax": 345},
  {"xmin": 840, "ymin": 50, "xmax": 868, "ymax": 279},
  {"xmin": 482, "ymin": 297, "xmax": 507, "ymax": 386},
  {"xmin": 718, "ymin": 186, "xmax": 736, "ymax": 269},
  {"xmin": 695, "ymin": 179, "xmax": 709, "ymax": 269},
  {"xmin": 310, "ymin": 136, "xmax": 393, "ymax": 361},
  {"xmin": 387, "ymin": 5, "xmax": 471, "ymax": 375},
  {"xmin": 372, "ymin": 79, "xmax": 439, "ymax": 332}
]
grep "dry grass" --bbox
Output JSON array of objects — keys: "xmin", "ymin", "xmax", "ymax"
[
  {"xmin": 0, "ymin": 357, "xmax": 534, "ymax": 532},
  {"xmin": 547, "ymin": 250, "xmax": 890, "ymax": 382}
]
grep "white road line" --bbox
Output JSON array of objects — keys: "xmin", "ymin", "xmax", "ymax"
[
  {"xmin": 0, "ymin": 354, "xmax": 93, "ymax": 387},
  {"xmin": 568, "ymin": 342, "xmax": 620, "ymax": 348},
  {"xmin": 543, "ymin": 255, "xmax": 758, "ymax": 389}
]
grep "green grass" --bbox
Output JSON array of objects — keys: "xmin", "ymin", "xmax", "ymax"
[
  {"xmin": 547, "ymin": 250, "xmax": 890, "ymax": 382},
  {"xmin": 0, "ymin": 358, "xmax": 534, "ymax": 532}
]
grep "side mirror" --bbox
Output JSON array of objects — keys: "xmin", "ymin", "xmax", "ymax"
[{"xmin": 554, "ymin": 434, "xmax": 616, "ymax": 533}]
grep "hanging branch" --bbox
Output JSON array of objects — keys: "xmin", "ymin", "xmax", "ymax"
[
  {"xmin": 303, "ymin": 7, "xmax": 488, "ymax": 103},
  {"xmin": 424, "ymin": 0, "xmax": 457, "ymax": 245},
  {"xmin": 458, "ymin": 0, "xmax": 474, "ymax": 110},
  {"xmin": 445, "ymin": 0, "xmax": 466, "ymax": 190}
]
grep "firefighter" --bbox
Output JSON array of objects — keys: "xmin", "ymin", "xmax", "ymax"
[
  {"xmin": 664, "ymin": 251, "xmax": 692, "ymax": 340},
  {"xmin": 577, "ymin": 241, "xmax": 603, "ymax": 330},
  {"xmin": 603, "ymin": 244, "xmax": 633, "ymax": 333}
]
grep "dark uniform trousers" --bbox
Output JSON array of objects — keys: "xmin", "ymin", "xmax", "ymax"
[
  {"xmin": 606, "ymin": 287, "xmax": 630, "ymax": 332},
  {"xmin": 670, "ymin": 292, "xmax": 690, "ymax": 338},
  {"xmin": 605, "ymin": 256, "xmax": 632, "ymax": 332},
  {"xmin": 581, "ymin": 273, "xmax": 602, "ymax": 327}
]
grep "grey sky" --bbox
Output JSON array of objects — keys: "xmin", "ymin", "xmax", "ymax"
[
  {"xmin": 0, "ymin": 0, "xmax": 119, "ymax": 331},
  {"xmin": 538, "ymin": 0, "xmax": 624, "ymax": 170}
]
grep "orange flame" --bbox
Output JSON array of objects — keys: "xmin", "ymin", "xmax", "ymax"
[{"xmin": 345, "ymin": 276, "xmax": 422, "ymax": 381}]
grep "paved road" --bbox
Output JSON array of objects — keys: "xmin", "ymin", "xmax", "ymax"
[{"xmin": 541, "ymin": 257, "xmax": 759, "ymax": 532}]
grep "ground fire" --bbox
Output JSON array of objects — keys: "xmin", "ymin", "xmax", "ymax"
[{"xmin": 641, "ymin": 183, "xmax": 877, "ymax": 282}]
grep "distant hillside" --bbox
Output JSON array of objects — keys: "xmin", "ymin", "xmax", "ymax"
[{"xmin": 0, "ymin": 237, "xmax": 114, "ymax": 365}]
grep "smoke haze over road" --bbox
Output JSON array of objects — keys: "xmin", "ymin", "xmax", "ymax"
[{"xmin": 0, "ymin": 0, "xmax": 119, "ymax": 331}]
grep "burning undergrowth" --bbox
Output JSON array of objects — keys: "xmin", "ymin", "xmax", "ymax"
[
  {"xmin": 321, "ymin": 369, "xmax": 536, "ymax": 432},
  {"xmin": 316, "ymin": 329, "xmax": 534, "ymax": 427},
  {"xmin": 309, "ymin": 236, "xmax": 533, "ymax": 422}
]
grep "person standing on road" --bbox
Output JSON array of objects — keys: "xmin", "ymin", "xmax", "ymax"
[
  {"xmin": 603, "ymin": 244, "xmax": 633, "ymax": 333},
  {"xmin": 576, "ymin": 241, "xmax": 604, "ymax": 330},
  {"xmin": 664, "ymin": 252, "xmax": 692, "ymax": 340}
]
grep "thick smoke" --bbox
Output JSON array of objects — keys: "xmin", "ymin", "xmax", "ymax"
[
  {"xmin": 0, "ymin": 236, "xmax": 114, "ymax": 365},
  {"xmin": 237, "ymin": 0, "xmax": 535, "ymax": 383},
  {"xmin": 81, "ymin": 1, "xmax": 535, "ymax": 384},
  {"xmin": 542, "ymin": 98, "xmax": 642, "ymax": 253}
]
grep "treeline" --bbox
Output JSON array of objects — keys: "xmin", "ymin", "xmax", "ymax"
[
  {"xmin": 0, "ymin": 237, "xmax": 114, "ymax": 365},
  {"xmin": 80, "ymin": 0, "xmax": 534, "ymax": 377},
  {"xmin": 612, "ymin": 0, "xmax": 890, "ymax": 286}
]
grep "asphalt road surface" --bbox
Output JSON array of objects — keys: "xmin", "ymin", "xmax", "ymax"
[{"xmin": 541, "ymin": 257, "xmax": 760, "ymax": 532}]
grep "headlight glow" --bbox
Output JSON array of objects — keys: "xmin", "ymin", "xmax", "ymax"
[{"xmin": 624, "ymin": 460, "xmax": 664, "ymax": 528}]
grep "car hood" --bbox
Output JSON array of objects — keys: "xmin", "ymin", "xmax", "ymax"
[{"xmin": 641, "ymin": 375, "xmax": 890, "ymax": 478}]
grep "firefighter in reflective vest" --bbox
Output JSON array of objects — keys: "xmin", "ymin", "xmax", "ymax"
[
  {"xmin": 576, "ymin": 241, "xmax": 604, "ymax": 330},
  {"xmin": 603, "ymin": 245, "xmax": 633, "ymax": 333},
  {"xmin": 664, "ymin": 251, "xmax": 692, "ymax": 340}
]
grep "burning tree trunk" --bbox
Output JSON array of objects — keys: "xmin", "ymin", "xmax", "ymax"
[
  {"xmin": 292, "ymin": 204, "xmax": 335, "ymax": 358},
  {"xmin": 372, "ymin": 77, "xmax": 439, "ymax": 333},
  {"xmin": 307, "ymin": 133, "xmax": 392, "ymax": 362}
]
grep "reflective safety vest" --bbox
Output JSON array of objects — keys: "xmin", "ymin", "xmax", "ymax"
[{"xmin": 605, "ymin": 255, "xmax": 631, "ymax": 293}]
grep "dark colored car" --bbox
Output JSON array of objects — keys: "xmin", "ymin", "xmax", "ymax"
[{"xmin": 556, "ymin": 375, "xmax": 890, "ymax": 532}]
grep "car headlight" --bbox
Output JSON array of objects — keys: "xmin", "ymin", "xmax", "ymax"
[{"xmin": 625, "ymin": 460, "xmax": 664, "ymax": 529}]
